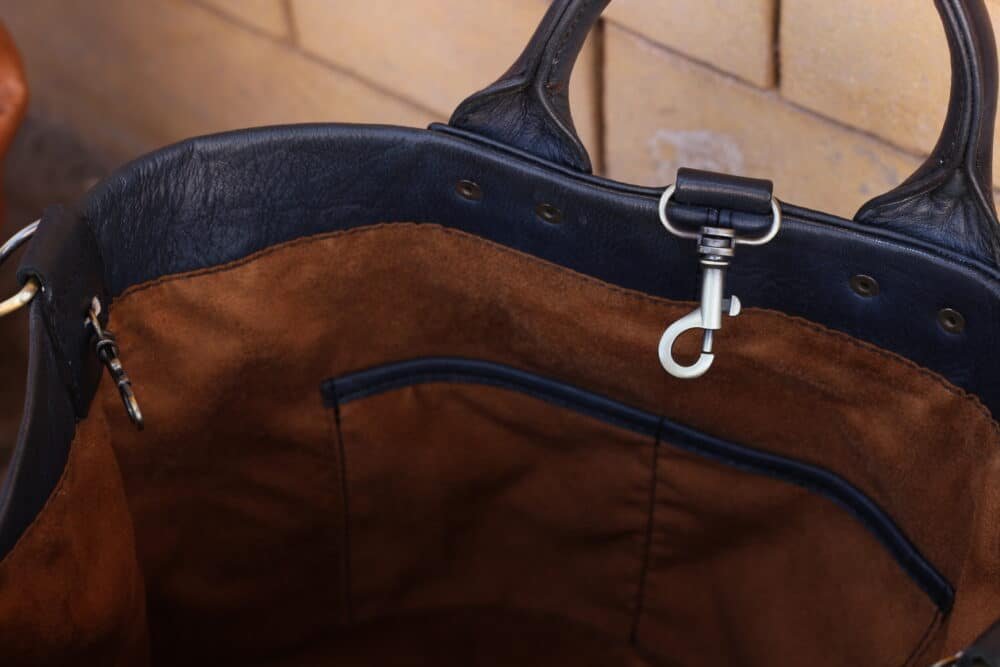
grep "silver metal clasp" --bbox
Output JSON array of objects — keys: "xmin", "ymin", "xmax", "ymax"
[
  {"xmin": 657, "ymin": 184, "xmax": 782, "ymax": 379},
  {"xmin": 87, "ymin": 298, "xmax": 144, "ymax": 430}
]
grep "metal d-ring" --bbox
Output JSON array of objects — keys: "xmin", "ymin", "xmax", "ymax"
[
  {"xmin": 0, "ymin": 220, "xmax": 41, "ymax": 318},
  {"xmin": 657, "ymin": 185, "xmax": 782, "ymax": 246},
  {"xmin": 656, "ymin": 185, "xmax": 782, "ymax": 379}
]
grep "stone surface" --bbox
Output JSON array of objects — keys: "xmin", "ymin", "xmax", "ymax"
[
  {"xmin": 606, "ymin": 0, "xmax": 778, "ymax": 88},
  {"xmin": 290, "ymin": 0, "xmax": 601, "ymax": 157},
  {"xmin": 198, "ymin": 0, "xmax": 290, "ymax": 38},
  {"xmin": 781, "ymin": 0, "xmax": 1000, "ymax": 184},
  {"xmin": 2, "ymin": 0, "xmax": 438, "ymax": 163},
  {"xmin": 604, "ymin": 25, "xmax": 920, "ymax": 219}
]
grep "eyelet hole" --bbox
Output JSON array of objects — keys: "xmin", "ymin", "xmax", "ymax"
[
  {"xmin": 849, "ymin": 274, "xmax": 879, "ymax": 298},
  {"xmin": 535, "ymin": 203, "xmax": 562, "ymax": 224},
  {"xmin": 455, "ymin": 180, "xmax": 482, "ymax": 201},
  {"xmin": 937, "ymin": 308, "xmax": 965, "ymax": 334}
]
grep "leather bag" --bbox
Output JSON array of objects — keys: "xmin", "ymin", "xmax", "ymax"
[{"xmin": 1, "ymin": 2, "xmax": 999, "ymax": 665}]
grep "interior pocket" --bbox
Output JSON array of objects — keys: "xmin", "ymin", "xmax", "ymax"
[{"xmin": 322, "ymin": 356, "xmax": 946, "ymax": 666}]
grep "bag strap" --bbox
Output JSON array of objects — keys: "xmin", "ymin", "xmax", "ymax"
[{"xmin": 448, "ymin": 0, "xmax": 1000, "ymax": 267}]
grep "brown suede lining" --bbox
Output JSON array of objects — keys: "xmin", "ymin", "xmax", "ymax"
[
  {"xmin": 1, "ymin": 222, "xmax": 998, "ymax": 665},
  {"xmin": 0, "ymin": 409, "xmax": 148, "ymax": 664}
]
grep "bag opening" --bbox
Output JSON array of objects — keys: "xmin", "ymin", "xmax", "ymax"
[{"xmin": 2, "ymin": 222, "xmax": 999, "ymax": 666}]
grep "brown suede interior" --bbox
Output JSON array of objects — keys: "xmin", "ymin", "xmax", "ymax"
[
  {"xmin": 1, "ymin": 222, "xmax": 999, "ymax": 666},
  {"xmin": 0, "ymin": 408, "xmax": 148, "ymax": 664}
]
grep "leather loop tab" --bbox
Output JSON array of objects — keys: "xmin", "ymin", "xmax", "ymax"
[
  {"xmin": 667, "ymin": 168, "xmax": 775, "ymax": 235},
  {"xmin": 673, "ymin": 168, "xmax": 774, "ymax": 214},
  {"xmin": 16, "ymin": 206, "xmax": 108, "ymax": 419}
]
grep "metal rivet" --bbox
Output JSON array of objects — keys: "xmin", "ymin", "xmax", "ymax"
[
  {"xmin": 455, "ymin": 179, "xmax": 482, "ymax": 201},
  {"xmin": 535, "ymin": 203, "xmax": 562, "ymax": 224},
  {"xmin": 937, "ymin": 308, "xmax": 966, "ymax": 334},
  {"xmin": 849, "ymin": 274, "xmax": 879, "ymax": 297}
]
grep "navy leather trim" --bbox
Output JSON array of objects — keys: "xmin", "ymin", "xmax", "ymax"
[
  {"xmin": 0, "ymin": 303, "xmax": 77, "ymax": 558},
  {"xmin": 80, "ymin": 124, "xmax": 1000, "ymax": 417},
  {"xmin": 323, "ymin": 356, "xmax": 954, "ymax": 613},
  {"xmin": 325, "ymin": 357, "xmax": 662, "ymax": 437}
]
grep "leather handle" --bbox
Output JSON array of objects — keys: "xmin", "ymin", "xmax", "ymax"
[
  {"xmin": 448, "ymin": 0, "xmax": 608, "ymax": 173},
  {"xmin": 856, "ymin": 0, "xmax": 1000, "ymax": 266},
  {"xmin": 449, "ymin": 0, "xmax": 1000, "ymax": 265}
]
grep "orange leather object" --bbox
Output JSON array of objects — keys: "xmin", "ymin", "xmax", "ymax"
[
  {"xmin": 0, "ymin": 22, "xmax": 29, "ymax": 457},
  {"xmin": 0, "ymin": 23, "xmax": 26, "ymax": 169}
]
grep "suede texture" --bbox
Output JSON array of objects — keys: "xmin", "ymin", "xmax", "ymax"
[
  {"xmin": 1, "ymin": 222, "xmax": 998, "ymax": 665},
  {"xmin": 0, "ymin": 409, "xmax": 148, "ymax": 664}
]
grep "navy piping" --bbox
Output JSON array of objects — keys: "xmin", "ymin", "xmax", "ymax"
[{"xmin": 321, "ymin": 356, "xmax": 954, "ymax": 613}]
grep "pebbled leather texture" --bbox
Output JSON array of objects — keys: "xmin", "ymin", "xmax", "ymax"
[
  {"xmin": 666, "ymin": 167, "xmax": 776, "ymax": 234},
  {"xmin": 452, "ymin": 0, "xmax": 1000, "ymax": 268},
  {"xmin": 856, "ymin": 0, "xmax": 1000, "ymax": 267},
  {"xmin": 448, "ymin": 0, "xmax": 608, "ymax": 173}
]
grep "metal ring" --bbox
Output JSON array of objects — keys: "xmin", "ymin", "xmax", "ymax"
[
  {"xmin": 0, "ymin": 219, "xmax": 41, "ymax": 318},
  {"xmin": 658, "ymin": 184, "xmax": 782, "ymax": 246},
  {"xmin": 0, "ymin": 279, "xmax": 39, "ymax": 317}
]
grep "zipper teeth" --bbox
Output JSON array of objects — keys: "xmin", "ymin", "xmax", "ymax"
[{"xmin": 324, "ymin": 356, "xmax": 954, "ymax": 612}]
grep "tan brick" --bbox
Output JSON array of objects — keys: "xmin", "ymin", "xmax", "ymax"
[
  {"xmin": 289, "ymin": 0, "xmax": 600, "ymax": 158},
  {"xmin": 197, "ymin": 0, "xmax": 290, "ymax": 38},
  {"xmin": 781, "ymin": 0, "xmax": 1000, "ymax": 185},
  {"xmin": 604, "ymin": 25, "xmax": 920, "ymax": 219},
  {"xmin": 606, "ymin": 0, "xmax": 777, "ymax": 88},
  {"xmin": 2, "ymin": 0, "xmax": 437, "ymax": 163}
]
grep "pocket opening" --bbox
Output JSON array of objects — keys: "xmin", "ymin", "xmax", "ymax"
[{"xmin": 324, "ymin": 356, "xmax": 953, "ymax": 613}]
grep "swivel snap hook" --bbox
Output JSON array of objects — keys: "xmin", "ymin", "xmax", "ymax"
[
  {"xmin": 658, "ymin": 268, "xmax": 742, "ymax": 379},
  {"xmin": 657, "ymin": 183, "xmax": 782, "ymax": 380},
  {"xmin": 87, "ymin": 298, "xmax": 144, "ymax": 430}
]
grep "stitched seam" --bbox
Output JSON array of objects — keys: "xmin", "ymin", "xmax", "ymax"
[
  {"xmin": 328, "ymin": 383, "xmax": 353, "ymax": 624},
  {"xmin": 630, "ymin": 417, "xmax": 661, "ymax": 646},
  {"xmin": 109, "ymin": 221, "xmax": 1000, "ymax": 436}
]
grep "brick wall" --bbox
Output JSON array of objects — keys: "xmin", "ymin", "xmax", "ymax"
[{"xmin": 2, "ymin": 0, "xmax": 999, "ymax": 221}]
